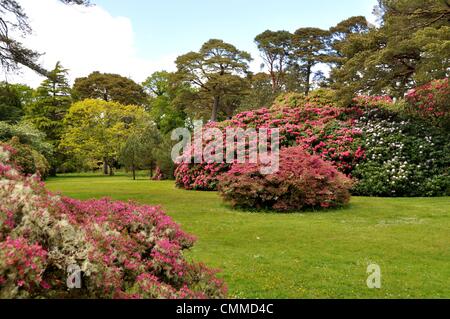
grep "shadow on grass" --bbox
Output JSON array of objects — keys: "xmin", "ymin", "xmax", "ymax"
[
  {"xmin": 51, "ymin": 174, "xmax": 113, "ymax": 179},
  {"xmin": 218, "ymin": 200, "xmax": 353, "ymax": 216},
  {"xmin": 171, "ymin": 183, "xmax": 355, "ymax": 216}
]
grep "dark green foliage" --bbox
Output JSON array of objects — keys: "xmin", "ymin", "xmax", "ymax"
[
  {"xmin": 2, "ymin": 136, "xmax": 50, "ymax": 178},
  {"xmin": 176, "ymin": 39, "xmax": 252, "ymax": 121},
  {"xmin": 0, "ymin": 82, "xmax": 24, "ymax": 123},
  {"xmin": 73, "ymin": 71, "xmax": 148, "ymax": 106},
  {"xmin": 142, "ymin": 71, "xmax": 187, "ymax": 134},
  {"xmin": 0, "ymin": 121, "xmax": 53, "ymax": 159},
  {"xmin": 353, "ymin": 108, "xmax": 450, "ymax": 197},
  {"xmin": 291, "ymin": 27, "xmax": 331, "ymax": 95},
  {"xmin": 25, "ymin": 62, "xmax": 72, "ymax": 143},
  {"xmin": 331, "ymin": 0, "xmax": 450, "ymax": 102},
  {"xmin": 255, "ymin": 30, "xmax": 292, "ymax": 93}
]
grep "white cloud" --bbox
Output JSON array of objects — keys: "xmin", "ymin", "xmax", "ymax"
[{"xmin": 0, "ymin": 0, "xmax": 176, "ymax": 87}]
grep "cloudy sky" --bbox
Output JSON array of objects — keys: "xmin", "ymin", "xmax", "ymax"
[{"xmin": 2, "ymin": 0, "xmax": 377, "ymax": 87}]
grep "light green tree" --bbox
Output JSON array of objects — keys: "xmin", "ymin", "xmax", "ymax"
[
  {"xmin": 60, "ymin": 99, "xmax": 149, "ymax": 176},
  {"xmin": 142, "ymin": 71, "xmax": 187, "ymax": 134}
]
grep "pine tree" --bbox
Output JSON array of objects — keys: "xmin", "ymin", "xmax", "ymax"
[
  {"xmin": 26, "ymin": 62, "xmax": 72, "ymax": 143},
  {"xmin": 176, "ymin": 39, "xmax": 252, "ymax": 122}
]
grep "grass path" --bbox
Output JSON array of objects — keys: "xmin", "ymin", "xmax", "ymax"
[{"xmin": 46, "ymin": 174, "xmax": 450, "ymax": 298}]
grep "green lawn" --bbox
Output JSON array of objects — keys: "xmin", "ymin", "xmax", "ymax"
[{"xmin": 46, "ymin": 173, "xmax": 450, "ymax": 299}]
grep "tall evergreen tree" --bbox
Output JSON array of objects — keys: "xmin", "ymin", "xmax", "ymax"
[
  {"xmin": 176, "ymin": 39, "xmax": 252, "ymax": 122},
  {"xmin": 255, "ymin": 30, "xmax": 292, "ymax": 93},
  {"xmin": 291, "ymin": 28, "xmax": 331, "ymax": 95},
  {"xmin": 26, "ymin": 62, "xmax": 72, "ymax": 142},
  {"xmin": 328, "ymin": 16, "xmax": 370, "ymax": 68},
  {"xmin": 331, "ymin": 0, "xmax": 450, "ymax": 102}
]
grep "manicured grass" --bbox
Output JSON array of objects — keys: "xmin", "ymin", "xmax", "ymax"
[{"xmin": 46, "ymin": 173, "xmax": 450, "ymax": 299}]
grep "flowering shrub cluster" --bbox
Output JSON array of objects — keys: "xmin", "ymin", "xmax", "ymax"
[
  {"xmin": 152, "ymin": 167, "xmax": 165, "ymax": 180},
  {"xmin": 0, "ymin": 146, "xmax": 226, "ymax": 299},
  {"xmin": 218, "ymin": 146, "xmax": 352, "ymax": 211},
  {"xmin": 405, "ymin": 78, "xmax": 449, "ymax": 130},
  {"xmin": 175, "ymin": 81, "xmax": 449, "ymax": 199},
  {"xmin": 175, "ymin": 162, "xmax": 231, "ymax": 191},
  {"xmin": 175, "ymin": 106, "xmax": 364, "ymax": 191},
  {"xmin": 0, "ymin": 237, "xmax": 48, "ymax": 292},
  {"xmin": 352, "ymin": 108, "xmax": 450, "ymax": 197},
  {"xmin": 297, "ymin": 120, "xmax": 365, "ymax": 175}
]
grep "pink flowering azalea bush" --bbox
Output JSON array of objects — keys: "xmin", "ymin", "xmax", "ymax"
[
  {"xmin": 175, "ymin": 161, "xmax": 231, "ymax": 190},
  {"xmin": 175, "ymin": 105, "xmax": 365, "ymax": 191},
  {"xmin": 218, "ymin": 146, "xmax": 352, "ymax": 212},
  {"xmin": 405, "ymin": 78, "xmax": 449, "ymax": 130},
  {"xmin": 0, "ymin": 146, "xmax": 226, "ymax": 299},
  {"xmin": 152, "ymin": 167, "xmax": 165, "ymax": 180}
]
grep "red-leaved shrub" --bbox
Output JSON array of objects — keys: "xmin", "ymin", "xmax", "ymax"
[
  {"xmin": 0, "ymin": 146, "xmax": 226, "ymax": 299},
  {"xmin": 218, "ymin": 146, "xmax": 352, "ymax": 212}
]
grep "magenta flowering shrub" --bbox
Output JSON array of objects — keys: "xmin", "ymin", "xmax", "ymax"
[
  {"xmin": 175, "ymin": 105, "xmax": 365, "ymax": 191},
  {"xmin": 0, "ymin": 237, "xmax": 48, "ymax": 292},
  {"xmin": 405, "ymin": 78, "xmax": 449, "ymax": 129},
  {"xmin": 152, "ymin": 167, "xmax": 165, "ymax": 180},
  {"xmin": 175, "ymin": 161, "xmax": 231, "ymax": 190},
  {"xmin": 297, "ymin": 120, "xmax": 365, "ymax": 175},
  {"xmin": 0, "ymin": 146, "xmax": 226, "ymax": 299},
  {"xmin": 218, "ymin": 146, "xmax": 352, "ymax": 211},
  {"xmin": 175, "ymin": 121, "xmax": 232, "ymax": 191}
]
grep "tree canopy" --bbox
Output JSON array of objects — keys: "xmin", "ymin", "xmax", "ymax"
[
  {"xmin": 73, "ymin": 71, "xmax": 148, "ymax": 106},
  {"xmin": 25, "ymin": 62, "xmax": 72, "ymax": 143},
  {"xmin": 255, "ymin": 30, "xmax": 292, "ymax": 93},
  {"xmin": 331, "ymin": 0, "xmax": 450, "ymax": 101},
  {"xmin": 60, "ymin": 99, "xmax": 149, "ymax": 175},
  {"xmin": 176, "ymin": 39, "xmax": 253, "ymax": 121}
]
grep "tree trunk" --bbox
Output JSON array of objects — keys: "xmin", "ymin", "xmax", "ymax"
[
  {"xmin": 211, "ymin": 96, "xmax": 220, "ymax": 122},
  {"xmin": 270, "ymin": 64, "xmax": 277, "ymax": 93},
  {"xmin": 305, "ymin": 63, "xmax": 312, "ymax": 96},
  {"xmin": 103, "ymin": 158, "xmax": 108, "ymax": 175},
  {"xmin": 132, "ymin": 164, "xmax": 136, "ymax": 180},
  {"xmin": 109, "ymin": 164, "xmax": 114, "ymax": 176}
]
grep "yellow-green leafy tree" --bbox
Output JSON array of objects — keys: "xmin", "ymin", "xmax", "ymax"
[{"xmin": 60, "ymin": 99, "xmax": 149, "ymax": 175}]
